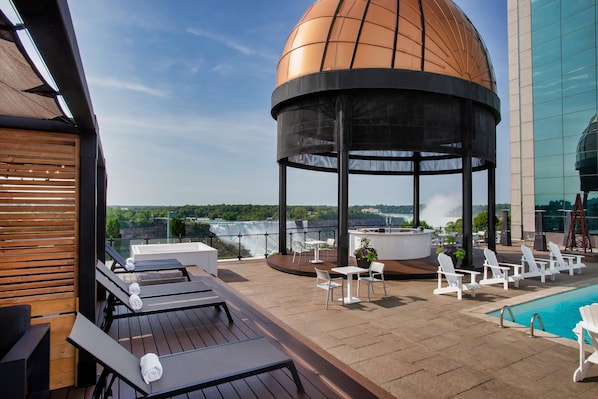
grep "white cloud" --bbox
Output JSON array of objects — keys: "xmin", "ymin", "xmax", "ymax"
[
  {"xmin": 187, "ymin": 28, "xmax": 254, "ymax": 55},
  {"xmin": 88, "ymin": 76, "xmax": 169, "ymax": 97}
]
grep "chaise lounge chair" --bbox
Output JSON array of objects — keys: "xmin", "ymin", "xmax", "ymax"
[
  {"xmin": 520, "ymin": 245, "xmax": 559, "ymax": 283},
  {"xmin": 433, "ymin": 253, "xmax": 481, "ymax": 300},
  {"xmin": 67, "ymin": 313, "xmax": 304, "ymax": 399},
  {"xmin": 96, "ymin": 261, "xmax": 211, "ymax": 298},
  {"xmin": 96, "ymin": 269, "xmax": 233, "ymax": 332},
  {"xmin": 105, "ymin": 243, "xmax": 189, "ymax": 280},
  {"xmin": 479, "ymin": 248, "xmax": 524, "ymax": 290},
  {"xmin": 548, "ymin": 241, "xmax": 586, "ymax": 276},
  {"xmin": 573, "ymin": 303, "xmax": 598, "ymax": 382}
]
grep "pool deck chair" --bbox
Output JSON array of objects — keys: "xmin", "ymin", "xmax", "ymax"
[
  {"xmin": 520, "ymin": 245, "xmax": 559, "ymax": 283},
  {"xmin": 548, "ymin": 241, "xmax": 586, "ymax": 276},
  {"xmin": 96, "ymin": 261, "xmax": 211, "ymax": 298},
  {"xmin": 96, "ymin": 271, "xmax": 232, "ymax": 332},
  {"xmin": 573, "ymin": 304, "xmax": 598, "ymax": 382},
  {"xmin": 480, "ymin": 248, "xmax": 524, "ymax": 290},
  {"xmin": 67, "ymin": 313, "xmax": 304, "ymax": 399},
  {"xmin": 433, "ymin": 253, "xmax": 480, "ymax": 300},
  {"xmin": 105, "ymin": 243, "xmax": 189, "ymax": 280}
]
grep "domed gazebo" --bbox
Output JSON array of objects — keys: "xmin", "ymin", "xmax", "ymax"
[{"xmin": 271, "ymin": 0, "xmax": 501, "ymax": 267}]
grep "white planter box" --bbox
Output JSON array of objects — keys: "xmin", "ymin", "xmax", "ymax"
[{"xmin": 131, "ymin": 242, "xmax": 218, "ymax": 276}]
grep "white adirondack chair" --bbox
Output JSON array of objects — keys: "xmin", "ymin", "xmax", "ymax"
[
  {"xmin": 548, "ymin": 241, "xmax": 586, "ymax": 276},
  {"xmin": 520, "ymin": 245, "xmax": 559, "ymax": 283},
  {"xmin": 433, "ymin": 253, "xmax": 480, "ymax": 300},
  {"xmin": 573, "ymin": 303, "xmax": 598, "ymax": 382},
  {"xmin": 479, "ymin": 248, "xmax": 524, "ymax": 290}
]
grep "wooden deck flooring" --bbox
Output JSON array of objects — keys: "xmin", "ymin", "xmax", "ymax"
[{"xmin": 51, "ymin": 266, "xmax": 392, "ymax": 399}]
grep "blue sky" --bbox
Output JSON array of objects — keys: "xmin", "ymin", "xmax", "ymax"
[{"xmin": 8, "ymin": 0, "xmax": 510, "ymax": 208}]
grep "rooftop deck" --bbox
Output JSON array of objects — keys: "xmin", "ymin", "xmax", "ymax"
[{"xmin": 55, "ymin": 244, "xmax": 598, "ymax": 398}]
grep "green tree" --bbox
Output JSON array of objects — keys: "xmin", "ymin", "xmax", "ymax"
[
  {"xmin": 473, "ymin": 211, "xmax": 489, "ymax": 232},
  {"xmin": 170, "ymin": 217, "xmax": 186, "ymax": 238},
  {"xmin": 106, "ymin": 217, "xmax": 121, "ymax": 238}
]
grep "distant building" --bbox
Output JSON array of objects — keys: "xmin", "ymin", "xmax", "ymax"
[
  {"xmin": 361, "ymin": 208, "xmax": 381, "ymax": 214},
  {"xmin": 509, "ymin": 0, "xmax": 598, "ymax": 239}
]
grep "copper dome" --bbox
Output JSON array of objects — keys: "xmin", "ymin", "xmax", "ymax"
[{"xmin": 276, "ymin": 0, "xmax": 496, "ymax": 92}]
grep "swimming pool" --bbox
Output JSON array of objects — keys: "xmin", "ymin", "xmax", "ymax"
[{"xmin": 487, "ymin": 284, "xmax": 598, "ymax": 341}]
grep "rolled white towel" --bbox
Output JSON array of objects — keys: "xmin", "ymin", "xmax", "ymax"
[
  {"xmin": 125, "ymin": 259, "xmax": 135, "ymax": 271},
  {"xmin": 129, "ymin": 294, "xmax": 143, "ymax": 311},
  {"xmin": 128, "ymin": 282, "xmax": 141, "ymax": 295},
  {"xmin": 140, "ymin": 353, "xmax": 163, "ymax": 384},
  {"xmin": 126, "ymin": 257, "xmax": 134, "ymax": 264}
]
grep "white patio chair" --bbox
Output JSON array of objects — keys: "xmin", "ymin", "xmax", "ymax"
[
  {"xmin": 313, "ymin": 268, "xmax": 344, "ymax": 309},
  {"xmin": 520, "ymin": 245, "xmax": 559, "ymax": 283},
  {"xmin": 548, "ymin": 241, "xmax": 586, "ymax": 276},
  {"xmin": 292, "ymin": 240, "xmax": 309, "ymax": 264},
  {"xmin": 433, "ymin": 253, "xmax": 480, "ymax": 300},
  {"xmin": 318, "ymin": 238, "xmax": 336, "ymax": 259},
  {"xmin": 479, "ymin": 248, "xmax": 524, "ymax": 290},
  {"xmin": 573, "ymin": 303, "xmax": 598, "ymax": 382},
  {"xmin": 357, "ymin": 261, "xmax": 387, "ymax": 301}
]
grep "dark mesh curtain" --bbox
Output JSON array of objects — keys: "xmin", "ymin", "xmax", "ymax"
[{"xmin": 277, "ymin": 89, "xmax": 496, "ymax": 175}]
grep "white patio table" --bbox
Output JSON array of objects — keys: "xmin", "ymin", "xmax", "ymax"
[{"xmin": 331, "ymin": 266, "xmax": 369, "ymax": 304}]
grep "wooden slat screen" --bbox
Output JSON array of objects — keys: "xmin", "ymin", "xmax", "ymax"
[{"xmin": 0, "ymin": 128, "xmax": 79, "ymax": 389}]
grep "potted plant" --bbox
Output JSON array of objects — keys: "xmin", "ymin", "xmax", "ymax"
[
  {"xmin": 354, "ymin": 237, "xmax": 378, "ymax": 268},
  {"xmin": 435, "ymin": 236, "xmax": 466, "ymax": 266}
]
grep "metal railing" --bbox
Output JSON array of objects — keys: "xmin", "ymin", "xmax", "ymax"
[{"xmin": 106, "ymin": 226, "xmax": 341, "ymax": 261}]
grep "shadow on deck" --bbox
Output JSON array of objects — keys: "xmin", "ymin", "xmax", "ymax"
[{"xmin": 51, "ymin": 266, "xmax": 393, "ymax": 399}]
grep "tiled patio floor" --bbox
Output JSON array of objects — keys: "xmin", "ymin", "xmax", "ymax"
[{"xmin": 219, "ymin": 244, "xmax": 598, "ymax": 398}]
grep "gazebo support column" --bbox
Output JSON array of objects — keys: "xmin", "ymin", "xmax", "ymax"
[
  {"xmin": 488, "ymin": 167, "xmax": 496, "ymax": 252},
  {"xmin": 413, "ymin": 153, "xmax": 421, "ymax": 227},
  {"xmin": 337, "ymin": 96, "xmax": 350, "ymax": 266},
  {"xmin": 279, "ymin": 164, "xmax": 287, "ymax": 255}
]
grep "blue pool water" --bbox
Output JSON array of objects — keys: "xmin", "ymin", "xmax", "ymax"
[{"xmin": 487, "ymin": 285, "xmax": 598, "ymax": 341}]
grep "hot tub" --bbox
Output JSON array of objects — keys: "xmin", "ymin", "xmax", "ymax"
[
  {"xmin": 131, "ymin": 242, "xmax": 218, "ymax": 276},
  {"xmin": 349, "ymin": 228, "xmax": 433, "ymax": 260}
]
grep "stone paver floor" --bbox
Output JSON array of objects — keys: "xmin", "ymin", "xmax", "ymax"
[{"xmin": 218, "ymin": 246, "xmax": 598, "ymax": 398}]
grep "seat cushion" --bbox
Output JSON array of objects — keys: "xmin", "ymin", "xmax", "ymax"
[{"xmin": 0, "ymin": 304, "xmax": 31, "ymax": 359}]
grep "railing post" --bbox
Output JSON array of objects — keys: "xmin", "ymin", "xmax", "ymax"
[
  {"xmin": 264, "ymin": 232, "xmax": 269, "ymax": 258},
  {"xmin": 237, "ymin": 233, "xmax": 242, "ymax": 260}
]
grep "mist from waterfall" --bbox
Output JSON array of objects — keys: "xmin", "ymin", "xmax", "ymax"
[
  {"xmin": 209, "ymin": 220, "xmax": 302, "ymax": 257},
  {"xmin": 421, "ymin": 193, "xmax": 460, "ymax": 229}
]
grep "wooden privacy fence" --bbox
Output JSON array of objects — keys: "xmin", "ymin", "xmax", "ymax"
[{"xmin": 0, "ymin": 128, "xmax": 79, "ymax": 389}]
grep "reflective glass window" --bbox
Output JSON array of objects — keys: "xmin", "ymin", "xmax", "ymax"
[
  {"xmin": 563, "ymin": 25, "xmax": 595, "ymax": 57},
  {"xmin": 533, "ymin": 22, "xmax": 561, "ymax": 45},
  {"xmin": 563, "ymin": 110, "xmax": 598, "ymax": 136},
  {"xmin": 531, "ymin": 0, "xmax": 561, "ymax": 32},
  {"xmin": 562, "ymin": 49, "xmax": 596, "ymax": 75},
  {"xmin": 532, "ymin": 38, "xmax": 561, "ymax": 66},
  {"xmin": 535, "ymin": 156, "xmax": 563, "ymax": 177},
  {"xmin": 533, "ymin": 98, "xmax": 562, "ymax": 120},
  {"xmin": 533, "ymin": 60, "xmax": 562, "ymax": 83},
  {"xmin": 563, "ymin": 153, "xmax": 578, "ymax": 176},
  {"xmin": 564, "ymin": 175, "xmax": 581, "ymax": 193},
  {"xmin": 534, "ymin": 115, "xmax": 563, "ymax": 140},
  {"xmin": 563, "ymin": 68, "xmax": 597, "ymax": 98},
  {"xmin": 535, "ymin": 177, "xmax": 565, "ymax": 195},
  {"xmin": 533, "ymin": 78, "xmax": 562, "ymax": 102},
  {"xmin": 562, "ymin": 9, "xmax": 595, "ymax": 36},
  {"xmin": 561, "ymin": 1, "xmax": 594, "ymax": 19},
  {"xmin": 535, "ymin": 139, "xmax": 563, "ymax": 157},
  {"xmin": 563, "ymin": 138, "xmax": 580, "ymax": 156},
  {"xmin": 563, "ymin": 90, "xmax": 597, "ymax": 115}
]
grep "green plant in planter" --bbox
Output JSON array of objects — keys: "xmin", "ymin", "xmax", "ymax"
[
  {"xmin": 435, "ymin": 235, "xmax": 466, "ymax": 260},
  {"xmin": 354, "ymin": 237, "xmax": 378, "ymax": 262}
]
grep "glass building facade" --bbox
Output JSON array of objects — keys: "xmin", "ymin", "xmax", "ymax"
[{"xmin": 509, "ymin": 0, "xmax": 598, "ymax": 238}]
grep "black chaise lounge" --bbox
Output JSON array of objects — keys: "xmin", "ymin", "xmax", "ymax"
[
  {"xmin": 105, "ymin": 243, "xmax": 189, "ymax": 280},
  {"xmin": 96, "ymin": 261, "xmax": 212, "ymax": 298},
  {"xmin": 97, "ymin": 270, "xmax": 233, "ymax": 332},
  {"xmin": 67, "ymin": 313, "xmax": 304, "ymax": 399}
]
